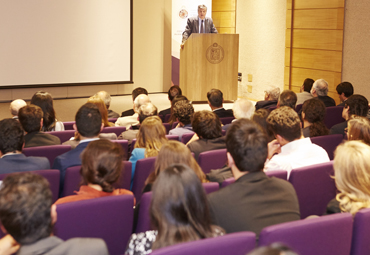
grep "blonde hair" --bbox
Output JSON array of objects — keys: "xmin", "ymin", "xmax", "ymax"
[
  {"xmin": 135, "ymin": 116, "xmax": 167, "ymax": 157},
  {"xmin": 334, "ymin": 141, "xmax": 370, "ymax": 215},
  {"xmin": 348, "ymin": 116, "xmax": 370, "ymax": 145}
]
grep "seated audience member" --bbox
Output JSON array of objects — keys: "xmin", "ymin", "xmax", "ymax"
[
  {"xmin": 277, "ymin": 90, "xmax": 297, "ymax": 109},
  {"xmin": 53, "ymin": 103, "xmax": 103, "ymax": 193},
  {"xmin": 187, "ymin": 110, "xmax": 226, "ymax": 160},
  {"xmin": 265, "ymin": 106, "xmax": 329, "ymax": 177},
  {"xmin": 310, "ymin": 79, "xmax": 336, "ymax": 107},
  {"xmin": 330, "ymin": 94, "xmax": 368, "ymax": 136},
  {"xmin": 347, "ymin": 116, "xmax": 370, "ymax": 145},
  {"xmin": 87, "ymin": 96, "xmax": 115, "ymax": 127},
  {"xmin": 9, "ymin": 99, "xmax": 27, "ymax": 120},
  {"xmin": 18, "ymin": 105, "xmax": 61, "ymax": 148},
  {"xmin": 208, "ymin": 119, "xmax": 300, "ymax": 235},
  {"xmin": 144, "ymin": 140, "xmax": 207, "ymax": 193},
  {"xmin": 326, "ymin": 141, "xmax": 370, "ymax": 215},
  {"xmin": 121, "ymin": 87, "xmax": 148, "ymax": 117},
  {"xmin": 129, "ymin": 116, "xmax": 167, "ymax": 187},
  {"xmin": 31, "ymin": 91, "xmax": 64, "ymax": 131},
  {"xmin": 125, "ymin": 164, "xmax": 224, "ymax": 255},
  {"xmin": 296, "ymin": 78, "xmax": 314, "ymax": 105},
  {"xmin": 207, "ymin": 89, "xmax": 233, "ymax": 118},
  {"xmin": 0, "ymin": 173, "xmax": 109, "ymax": 255},
  {"xmin": 222, "ymin": 98, "xmax": 254, "ymax": 131},
  {"xmin": 0, "ymin": 119, "xmax": 50, "ymax": 173},
  {"xmin": 247, "ymin": 243, "xmax": 298, "ymax": 255},
  {"xmin": 336, "ymin": 81, "xmax": 354, "ymax": 107},
  {"xmin": 167, "ymin": 95, "xmax": 189, "ymax": 125},
  {"xmin": 158, "ymin": 85, "xmax": 182, "ymax": 117},
  {"xmin": 115, "ymin": 94, "xmax": 150, "ymax": 129},
  {"xmin": 168, "ymin": 100, "xmax": 195, "ymax": 140},
  {"xmin": 301, "ymin": 98, "xmax": 329, "ymax": 137},
  {"xmin": 252, "ymin": 109, "xmax": 275, "ymax": 142},
  {"xmin": 255, "ymin": 86, "xmax": 280, "ymax": 110},
  {"xmin": 95, "ymin": 90, "xmax": 120, "ymax": 118},
  {"xmin": 55, "ymin": 140, "xmax": 133, "ymax": 205}
]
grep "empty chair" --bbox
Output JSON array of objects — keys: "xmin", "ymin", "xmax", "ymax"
[
  {"xmin": 131, "ymin": 157, "xmax": 156, "ymax": 203},
  {"xmin": 198, "ymin": 149, "xmax": 227, "ymax": 174},
  {"xmin": 63, "ymin": 121, "xmax": 75, "ymax": 130},
  {"xmin": 310, "ymin": 134, "xmax": 343, "ymax": 160},
  {"xmin": 101, "ymin": 126, "xmax": 126, "ymax": 137},
  {"xmin": 181, "ymin": 132, "xmax": 195, "ymax": 144},
  {"xmin": 351, "ymin": 208, "xmax": 370, "ymax": 255},
  {"xmin": 45, "ymin": 130, "xmax": 75, "ymax": 143},
  {"xmin": 220, "ymin": 117, "xmax": 234, "ymax": 125},
  {"xmin": 221, "ymin": 170, "xmax": 287, "ymax": 188},
  {"xmin": 54, "ymin": 195, "xmax": 134, "ymax": 255},
  {"xmin": 202, "ymin": 182, "xmax": 219, "ymax": 194},
  {"xmin": 259, "ymin": 213, "xmax": 353, "ymax": 255},
  {"xmin": 151, "ymin": 232, "xmax": 256, "ymax": 255},
  {"xmin": 288, "ymin": 161, "xmax": 337, "ymax": 218},
  {"xmin": 23, "ymin": 144, "xmax": 72, "ymax": 166},
  {"xmin": 324, "ymin": 106, "xmax": 345, "ymax": 129}
]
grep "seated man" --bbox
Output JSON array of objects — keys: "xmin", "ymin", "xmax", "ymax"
[
  {"xmin": 255, "ymin": 86, "xmax": 280, "ymax": 110},
  {"xmin": 158, "ymin": 85, "xmax": 182, "ymax": 117},
  {"xmin": 311, "ymin": 79, "xmax": 336, "ymax": 107},
  {"xmin": 115, "ymin": 94, "xmax": 150, "ymax": 129},
  {"xmin": 277, "ymin": 90, "xmax": 297, "ymax": 109},
  {"xmin": 265, "ymin": 106, "xmax": 330, "ymax": 177},
  {"xmin": 121, "ymin": 87, "xmax": 148, "ymax": 117},
  {"xmin": 187, "ymin": 110, "xmax": 226, "ymax": 160},
  {"xmin": 336, "ymin": 82, "xmax": 354, "ymax": 107},
  {"xmin": 95, "ymin": 91, "xmax": 120, "ymax": 118},
  {"xmin": 208, "ymin": 119, "xmax": 300, "ymax": 235},
  {"xmin": 18, "ymin": 105, "xmax": 60, "ymax": 148},
  {"xmin": 9, "ymin": 99, "xmax": 27, "ymax": 120},
  {"xmin": 296, "ymin": 78, "xmax": 314, "ymax": 105},
  {"xmin": 207, "ymin": 89, "xmax": 233, "ymax": 118},
  {"xmin": 169, "ymin": 100, "xmax": 195, "ymax": 140},
  {"xmin": 0, "ymin": 172, "xmax": 109, "ymax": 255},
  {"xmin": 0, "ymin": 119, "xmax": 50, "ymax": 173},
  {"xmin": 222, "ymin": 98, "xmax": 255, "ymax": 131}
]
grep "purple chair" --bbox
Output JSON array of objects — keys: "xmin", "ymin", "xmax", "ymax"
[
  {"xmin": 181, "ymin": 132, "xmax": 195, "ymax": 144},
  {"xmin": 221, "ymin": 171, "xmax": 287, "ymax": 188},
  {"xmin": 350, "ymin": 208, "xmax": 370, "ymax": 255},
  {"xmin": 198, "ymin": 149, "xmax": 227, "ymax": 174},
  {"xmin": 310, "ymin": 134, "xmax": 343, "ymax": 160},
  {"xmin": 135, "ymin": 191, "xmax": 152, "ymax": 233},
  {"xmin": 171, "ymin": 121, "xmax": 179, "ymax": 129},
  {"xmin": 23, "ymin": 144, "xmax": 72, "ymax": 166},
  {"xmin": 295, "ymin": 103, "xmax": 303, "ymax": 113},
  {"xmin": 54, "ymin": 195, "xmax": 134, "ymax": 255},
  {"xmin": 164, "ymin": 114, "xmax": 171, "ymax": 123},
  {"xmin": 131, "ymin": 157, "xmax": 156, "ymax": 203},
  {"xmin": 220, "ymin": 117, "xmax": 234, "ymax": 125},
  {"xmin": 101, "ymin": 126, "xmax": 126, "ymax": 137},
  {"xmin": 63, "ymin": 121, "xmax": 75, "ymax": 130},
  {"xmin": 158, "ymin": 114, "xmax": 164, "ymax": 122},
  {"xmin": 202, "ymin": 182, "xmax": 219, "ymax": 194},
  {"xmin": 269, "ymin": 106, "xmax": 277, "ymax": 111},
  {"xmin": 163, "ymin": 123, "xmax": 171, "ymax": 134},
  {"xmin": 0, "ymin": 170, "xmax": 60, "ymax": 203},
  {"xmin": 151, "ymin": 232, "xmax": 256, "ymax": 255},
  {"xmin": 324, "ymin": 106, "xmax": 345, "ymax": 129},
  {"xmin": 288, "ymin": 161, "xmax": 337, "ymax": 218},
  {"xmin": 45, "ymin": 130, "xmax": 75, "ymax": 143},
  {"xmin": 258, "ymin": 213, "xmax": 353, "ymax": 255},
  {"xmin": 221, "ymin": 177, "xmax": 235, "ymax": 188},
  {"xmin": 108, "ymin": 118, "xmax": 117, "ymax": 123},
  {"xmin": 112, "ymin": 139, "xmax": 129, "ymax": 159}
]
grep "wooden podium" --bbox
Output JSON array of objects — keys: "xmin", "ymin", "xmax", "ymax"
[{"xmin": 180, "ymin": 33, "xmax": 239, "ymax": 101}]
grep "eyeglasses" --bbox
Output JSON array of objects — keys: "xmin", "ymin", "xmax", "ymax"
[{"xmin": 344, "ymin": 127, "xmax": 348, "ymax": 134}]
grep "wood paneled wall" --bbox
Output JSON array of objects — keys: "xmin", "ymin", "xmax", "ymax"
[
  {"xmin": 285, "ymin": 0, "xmax": 345, "ymax": 104},
  {"xmin": 212, "ymin": 0, "xmax": 236, "ymax": 34}
]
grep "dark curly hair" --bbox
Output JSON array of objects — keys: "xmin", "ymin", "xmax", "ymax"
[
  {"xmin": 172, "ymin": 100, "xmax": 194, "ymax": 125},
  {"xmin": 302, "ymin": 98, "xmax": 329, "ymax": 137}
]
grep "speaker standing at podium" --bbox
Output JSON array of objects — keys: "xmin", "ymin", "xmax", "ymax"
[{"xmin": 181, "ymin": 4, "xmax": 218, "ymax": 48}]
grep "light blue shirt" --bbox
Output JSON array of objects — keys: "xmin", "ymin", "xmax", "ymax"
[{"xmin": 129, "ymin": 148, "xmax": 146, "ymax": 190}]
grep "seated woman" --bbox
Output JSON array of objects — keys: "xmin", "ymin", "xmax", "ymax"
[
  {"xmin": 144, "ymin": 140, "xmax": 207, "ymax": 193},
  {"xmin": 347, "ymin": 116, "xmax": 370, "ymax": 145},
  {"xmin": 30, "ymin": 91, "xmax": 64, "ymax": 131},
  {"xmin": 126, "ymin": 164, "xmax": 224, "ymax": 255},
  {"xmin": 129, "ymin": 116, "xmax": 167, "ymax": 188},
  {"xmin": 301, "ymin": 98, "xmax": 329, "ymax": 137},
  {"xmin": 327, "ymin": 141, "xmax": 370, "ymax": 215},
  {"xmin": 55, "ymin": 140, "xmax": 133, "ymax": 205}
]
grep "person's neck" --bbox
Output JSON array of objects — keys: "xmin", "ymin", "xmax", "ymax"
[
  {"xmin": 88, "ymin": 183, "xmax": 103, "ymax": 191},
  {"xmin": 1, "ymin": 151, "xmax": 22, "ymax": 157},
  {"xmin": 231, "ymin": 165, "xmax": 248, "ymax": 180},
  {"xmin": 280, "ymin": 136, "xmax": 304, "ymax": 147},
  {"xmin": 303, "ymin": 120, "xmax": 311, "ymax": 129},
  {"xmin": 79, "ymin": 135, "xmax": 99, "ymax": 141},
  {"xmin": 211, "ymin": 106, "xmax": 222, "ymax": 111}
]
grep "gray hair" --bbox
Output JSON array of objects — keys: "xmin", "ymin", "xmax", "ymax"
[
  {"xmin": 138, "ymin": 103, "xmax": 157, "ymax": 117},
  {"xmin": 134, "ymin": 94, "xmax": 151, "ymax": 112},
  {"xmin": 198, "ymin": 4, "xmax": 207, "ymax": 11},
  {"xmin": 233, "ymin": 99, "xmax": 255, "ymax": 119},
  {"xmin": 95, "ymin": 91, "xmax": 111, "ymax": 107},
  {"xmin": 265, "ymin": 86, "xmax": 281, "ymax": 101},
  {"xmin": 9, "ymin": 99, "xmax": 27, "ymax": 116},
  {"xmin": 312, "ymin": 79, "xmax": 329, "ymax": 96}
]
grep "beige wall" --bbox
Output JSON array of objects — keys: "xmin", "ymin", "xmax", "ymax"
[
  {"xmin": 0, "ymin": 0, "xmax": 172, "ymax": 102},
  {"xmin": 342, "ymin": 0, "xmax": 370, "ymax": 99},
  {"xmin": 236, "ymin": 0, "xmax": 287, "ymax": 101}
]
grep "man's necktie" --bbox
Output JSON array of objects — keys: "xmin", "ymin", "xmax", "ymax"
[{"xmin": 200, "ymin": 20, "xmax": 204, "ymax": 33}]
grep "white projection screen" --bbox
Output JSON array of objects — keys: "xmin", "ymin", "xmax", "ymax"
[{"xmin": 0, "ymin": 0, "xmax": 132, "ymax": 88}]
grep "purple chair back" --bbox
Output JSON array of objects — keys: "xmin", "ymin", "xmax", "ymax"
[
  {"xmin": 163, "ymin": 123, "xmax": 171, "ymax": 134},
  {"xmin": 310, "ymin": 134, "xmax": 343, "ymax": 160},
  {"xmin": 108, "ymin": 118, "xmax": 117, "ymax": 123},
  {"xmin": 198, "ymin": 149, "xmax": 227, "ymax": 174},
  {"xmin": 351, "ymin": 208, "xmax": 370, "ymax": 255},
  {"xmin": 135, "ymin": 191, "xmax": 152, "ymax": 233},
  {"xmin": 258, "ymin": 213, "xmax": 353, "ymax": 255},
  {"xmin": 166, "ymin": 134, "xmax": 179, "ymax": 141},
  {"xmin": 221, "ymin": 177, "xmax": 235, "ymax": 188},
  {"xmin": 181, "ymin": 133, "xmax": 195, "ymax": 144},
  {"xmin": 269, "ymin": 106, "xmax": 277, "ymax": 111},
  {"xmin": 45, "ymin": 130, "xmax": 75, "ymax": 143},
  {"xmin": 101, "ymin": 126, "xmax": 126, "ymax": 136},
  {"xmin": 202, "ymin": 182, "xmax": 219, "ymax": 194},
  {"xmin": 131, "ymin": 157, "xmax": 156, "ymax": 203},
  {"xmin": 158, "ymin": 114, "xmax": 164, "ymax": 122},
  {"xmin": 151, "ymin": 232, "xmax": 256, "ymax": 255},
  {"xmin": 23, "ymin": 145, "xmax": 71, "ymax": 166},
  {"xmin": 54, "ymin": 195, "xmax": 134, "ymax": 255},
  {"xmin": 63, "ymin": 121, "xmax": 75, "ymax": 130},
  {"xmin": 289, "ymin": 161, "xmax": 336, "ymax": 218},
  {"xmin": 164, "ymin": 114, "xmax": 171, "ymax": 123},
  {"xmin": 295, "ymin": 104, "xmax": 303, "ymax": 113},
  {"xmin": 220, "ymin": 117, "xmax": 234, "ymax": 125},
  {"xmin": 171, "ymin": 121, "xmax": 179, "ymax": 129},
  {"xmin": 265, "ymin": 170, "xmax": 288, "ymax": 180},
  {"xmin": 112, "ymin": 139, "xmax": 129, "ymax": 159},
  {"xmin": 324, "ymin": 106, "xmax": 345, "ymax": 129}
]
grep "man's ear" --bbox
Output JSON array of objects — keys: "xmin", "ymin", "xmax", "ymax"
[
  {"xmin": 227, "ymin": 152, "xmax": 235, "ymax": 168},
  {"xmin": 100, "ymin": 123, "xmax": 104, "ymax": 132},
  {"xmin": 73, "ymin": 123, "xmax": 77, "ymax": 131},
  {"xmin": 40, "ymin": 118, "xmax": 43, "ymax": 131},
  {"xmin": 1, "ymin": 225, "xmax": 7, "ymax": 234},
  {"xmin": 51, "ymin": 204, "xmax": 57, "ymax": 225}
]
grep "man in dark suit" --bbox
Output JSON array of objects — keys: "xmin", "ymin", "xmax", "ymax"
[
  {"xmin": 255, "ymin": 86, "xmax": 280, "ymax": 110},
  {"xmin": 0, "ymin": 118, "xmax": 50, "ymax": 174},
  {"xmin": 0, "ymin": 173, "xmax": 109, "ymax": 255},
  {"xmin": 207, "ymin": 88, "xmax": 234, "ymax": 118},
  {"xmin": 158, "ymin": 85, "xmax": 182, "ymax": 118},
  {"xmin": 18, "ymin": 105, "xmax": 60, "ymax": 148},
  {"xmin": 336, "ymin": 82, "xmax": 354, "ymax": 107},
  {"xmin": 52, "ymin": 103, "xmax": 103, "ymax": 195},
  {"xmin": 208, "ymin": 119, "xmax": 300, "ymax": 236},
  {"xmin": 311, "ymin": 79, "xmax": 336, "ymax": 107},
  {"xmin": 181, "ymin": 4, "xmax": 218, "ymax": 45}
]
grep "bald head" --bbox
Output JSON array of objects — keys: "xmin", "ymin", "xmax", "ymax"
[
  {"xmin": 233, "ymin": 99, "xmax": 255, "ymax": 119},
  {"xmin": 94, "ymin": 91, "xmax": 111, "ymax": 109},
  {"xmin": 10, "ymin": 99, "xmax": 27, "ymax": 117},
  {"xmin": 133, "ymin": 94, "xmax": 151, "ymax": 112}
]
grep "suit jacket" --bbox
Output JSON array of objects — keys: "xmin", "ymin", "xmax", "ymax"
[
  {"xmin": 182, "ymin": 16, "xmax": 218, "ymax": 43},
  {"xmin": 0, "ymin": 154, "xmax": 50, "ymax": 174},
  {"xmin": 187, "ymin": 136, "xmax": 226, "ymax": 160},
  {"xmin": 24, "ymin": 131, "xmax": 61, "ymax": 148},
  {"xmin": 208, "ymin": 171, "xmax": 300, "ymax": 236},
  {"xmin": 318, "ymin": 95, "xmax": 336, "ymax": 107},
  {"xmin": 255, "ymin": 100, "xmax": 278, "ymax": 110},
  {"xmin": 213, "ymin": 108, "xmax": 234, "ymax": 118},
  {"xmin": 330, "ymin": 121, "xmax": 347, "ymax": 136},
  {"xmin": 108, "ymin": 109, "xmax": 120, "ymax": 118},
  {"xmin": 121, "ymin": 109, "xmax": 135, "ymax": 117},
  {"xmin": 17, "ymin": 236, "xmax": 109, "ymax": 255},
  {"xmin": 158, "ymin": 108, "xmax": 171, "ymax": 118}
]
